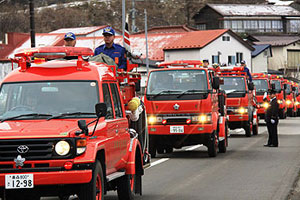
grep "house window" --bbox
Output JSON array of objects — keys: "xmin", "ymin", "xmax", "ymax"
[
  {"xmin": 228, "ymin": 56, "xmax": 236, "ymax": 65},
  {"xmin": 224, "ymin": 20, "xmax": 231, "ymax": 29},
  {"xmin": 196, "ymin": 24, "xmax": 206, "ymax": 30},
  {"xmin": 236, "ymin": 52, "xmax": 243, "ymax": 64},
  {"xmin": 222, "ymin": 36, "xmax": 230, "ymax": 41},
  {"xmin": 288, "ymin": 20, "xmax": 300, "ymax": 33},
  {"xmin": 212, "ymin": 55, "xmax": 219, "ymax": 64}
]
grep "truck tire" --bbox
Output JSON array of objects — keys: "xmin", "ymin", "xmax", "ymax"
[
  {"xmin": 207, "ymin": 131, "xmax": 217, "ymax": 157},
  {"xmin": 165, "ymin": 146, "xmax": 173, "ymax": 154},
  {"xmin": 252, "ymin": 124, "xmax": 258, "ymax": 135},
  {"xmin": 78, "ymin": 161, "xmax": 104, "ymax": 200},
  {"xmin": 244, "ymin": 121, "xmax": 252, "ymax": 137},
  {"xmin": 149, "ymin": 136, "xmax": 156, "ymax": 158},
  {"xmin": 218, "ymin": 123, "xmax": 227, "ymax": 153},
  {"xmin": 117, "ymin": 173, "xmax": 141, "ymax": 200}
]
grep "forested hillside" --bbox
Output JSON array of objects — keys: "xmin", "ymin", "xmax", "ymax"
[{"xmin": 0, "ymin": 0, "xmax": 286, "ymax": 40}]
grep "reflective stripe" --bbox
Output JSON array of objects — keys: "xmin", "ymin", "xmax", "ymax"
[{"xmin": 219, "ymin": 137, "xmax": 225, "ymax": 141}]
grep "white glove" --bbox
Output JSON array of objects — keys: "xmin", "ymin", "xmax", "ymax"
[{"xmin": 271, "ymin": 119, "xmax": 275, "ymax": 124}]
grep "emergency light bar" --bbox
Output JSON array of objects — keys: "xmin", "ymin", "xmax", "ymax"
[
  {"xmin": 15, "ymin": 47, "xmax": 94, "ymax": 58},
  {"xmin": 158, "ymin": 60, "xmax": 203, "ymax": 68}
]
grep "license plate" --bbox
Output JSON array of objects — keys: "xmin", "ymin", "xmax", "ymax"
[
  {"xmin": 5, "ymin": 174, "xmax": 34, "ymax": 189},
  {"xmin": 170, "ymin": 126, "xmax": 184, "ymax": 133}
]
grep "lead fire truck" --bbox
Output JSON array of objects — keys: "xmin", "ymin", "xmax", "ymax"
[
  {"xmin": 218, "ymin": 67, "xmax": 258, "ymax": 137},
  {"xmin": 144, "ymin": 60, "xmax": 228, "ymax": 158},
  {"xmin": 0, "ymin": 47, "xmax": 149, "ymax": 200}
]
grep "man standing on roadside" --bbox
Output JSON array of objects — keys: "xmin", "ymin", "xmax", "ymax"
[
  {"xmin": 94, "ymin": 27, "xmax": 127, "ymax": 70},
  {"xmin": 63, "ymin": 32, "xmax": 76, "ymax": 47},
  {"xmin": 264, "ymin": 90, "xmax": 279, "ymax": 147}
]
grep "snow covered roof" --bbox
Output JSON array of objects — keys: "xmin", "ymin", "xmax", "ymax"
[
  {"xmin": 268, "ymin": 0, "xmax": 294, "ymax": 6},
  {"xmin": 50, "ymin": 26, "xmax": 109, "ymax": 35},
  {"xmin": 253, "ymin": 35, "xmax": 300, "ymax": 46},
  {"xmin": 7, "ymin": 33, "xmax": 64, "ymax": 58},
  {"xmin": 207, "ymin": 4, "xmax": 300, "ymax": 16}
]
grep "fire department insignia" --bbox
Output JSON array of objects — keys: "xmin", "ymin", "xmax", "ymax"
[
  {"xmin": 14, "ymin": 155, "xmax": 25, "ymax": 167},
  {"xmin": 173, "ymin": 104, "xmax": 180, "ymax": 110}
]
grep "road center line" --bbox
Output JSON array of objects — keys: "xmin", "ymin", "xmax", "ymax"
[
  {"xmin": 149, "ymin": 158, "xmax": 170, "ymax": 168},
  {"xmin": 186, "ymin": 144, "xmax": 203, "ymax": 151}
]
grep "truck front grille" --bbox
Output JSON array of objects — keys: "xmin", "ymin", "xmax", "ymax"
[{"xmin": 0, "ymin": 139, "xmax": 75, "ymax": 161}]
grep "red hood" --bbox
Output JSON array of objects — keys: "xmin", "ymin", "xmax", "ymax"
[{"xmin": 0, "ymin": 119, "xmax": 81, "ymax": 139}]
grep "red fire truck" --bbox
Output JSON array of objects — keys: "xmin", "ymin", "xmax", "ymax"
[
  {"xmin": 252, "ymin": 73, "xmax": 271, "ymax": 119},
  {"xmin": 269, "ymin": 75, "xmax": 287, "ymax": 119},
  {"xmin": 283, "ymin": 79, "xmax": 297, "ymax": 117},
  {"xmin": 0, "ymin": 47, "xmax": 149, "ymax": 200},
  {"xmin": 293, "ymin": 82, "xmax": 300, "ymax": 116},
  {"xmin": 218, "ymin": 67, "xmax": 258, "ymax": 137},
  {"xmin": 144, "ymin": 60, "xmax": 228, "ymax": 158}
]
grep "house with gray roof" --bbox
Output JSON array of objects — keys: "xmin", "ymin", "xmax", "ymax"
[
  {"xmin": 252, "ymin": 44, "xmax": 272, "ymax": 73},
  {"xmin": 193, "ymin": 4, "xmax": 300, "ymax": 34}
]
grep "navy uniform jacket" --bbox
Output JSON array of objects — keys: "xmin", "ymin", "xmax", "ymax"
[
  {"xmin": 94, "ymin": 43, "xmax": 127, "ymax": 70},
  {"xmin": 265, "ymin": 97, "xmax": 279, "ymax": 124},
  {"xmin": 243, "ymin": 66, "xmax": 252, "ymax": 82}
]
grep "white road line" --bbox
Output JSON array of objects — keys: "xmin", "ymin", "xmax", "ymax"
[
  {"xmin": 186, "ymin": 144, "xmax": 203, "ymax": 151},
  {"xmin": 149, "ymin": 158, "xmax": 170, "ymax": 168}
]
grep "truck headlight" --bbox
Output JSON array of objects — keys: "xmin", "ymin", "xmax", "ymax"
[
  {"xmin": 148, "ymin": 116, "xmax": 162, "ymax": 124},
  {"xmin": 296, "ymin": 102, "xmax": 300, "ymax": 106},
  {"xmin": 55, "ymin": 141, "xmax": 70, "ymax": 156},
  {"xmin": 192, "ymin": 114, "xmax": 212, "ymax": 123},
  {"xmin": 286, "ymin": 100, "xmax": 292, "ymax": 105},
  {"xmin": 238, "ymin": 107, "xmax": 248, "ymax": 114},
  {"xmin": 277, "ymin": 100, "xmax": 283, "ymax": 104},
  {"xmin": 263, "ymin": 102, "xmax": 269, "ymax": 109},
  {"xmin": 76, "ymin": 138, "xmax": 87, "ymax": 155}
]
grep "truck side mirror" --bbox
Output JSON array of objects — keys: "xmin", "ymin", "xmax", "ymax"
[
  {"xmin": 95, "ymin": 103, "xmax": 107, "ymax": 118},
  {"xmin": 135, "ymin": 80, "xmax": 141, "ymax": 92},
  {"xmin": 212, "ymin": 77, "xmax": 220, "ymax": 90},
  {"xmin": 271, "ymin": 83, "xmax": 275, "ymax": 90},
  {"xmin": 78, "ymin": 120, "xmax": 88, "ymax": 136},
  {"xmin": 248, "ymin": 82, "xmax": 254, "ymax": 91}
]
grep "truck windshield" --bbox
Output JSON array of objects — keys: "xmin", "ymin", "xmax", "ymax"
[
  {"xmin": 146, "ymin": 69, "xmax": 208, "ymax": 100},
  {"xmin": 0, "ymin": 81, "xmax": 99, "ymax": 119},
  {"xmin": 285, "ymin": 84, "xmax": 291, "ymax": 95},
  {"xmin": 271, "ymin": 80, "xmax": 281, "ymax": 93},
  {"xmin": 252, "ymin": 79, "xmax": 268, "ymax": 93},
  {"xmin": 220, "ymin": 77, "xmax": 246, "ymax": 93}
]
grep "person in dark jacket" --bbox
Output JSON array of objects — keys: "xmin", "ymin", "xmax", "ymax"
[
  {"xmin": 241, "ymin": 60, "xmax": 252, "ymax": 82},
  {"xmin": 264, "ymin": 90, "xmax": 279, "ymax": 147}
]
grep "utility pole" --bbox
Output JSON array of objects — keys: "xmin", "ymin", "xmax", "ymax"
[
  {"xmin": 29, "ymin": 0, "xmax": 35, "ymax": 47},
  {"xmin": 131, "ymin": 0, "xmax": 137, "ymax": 33},
  {"xmin": 145, "ymin": 9, "xmax": 149, "ymax": 75}
]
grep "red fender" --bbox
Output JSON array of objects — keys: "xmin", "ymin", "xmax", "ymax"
[
  {"xmin": 218, "ymin": 116, "xmax": 226, "ymax": 139},
  {"xmin": 125, "ymin": 138, "xmax": 143, "ymax": 175}
]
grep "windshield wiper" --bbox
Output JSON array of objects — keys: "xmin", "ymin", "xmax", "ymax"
[
  {"xmin": 177, "ymin": 89, "xmax": 206, "ymax": 98},
  {"xmin": 47, "ymin": 112, "xmax": 96, "ymax": 120},
  {"xmin": 1, "ymin": 113, "xmax": 53, "ymax": 122},
  {"xmin": 151, "ymin": 90, "xmax": 181, "ymax": 98},
  {"xmin": 225, "ymin": 89, "xmax": 245, "ymax": 94}
]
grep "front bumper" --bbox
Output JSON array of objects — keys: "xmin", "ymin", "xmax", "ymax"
[
  {"xmin": 227, "ymin": 114, "xmax": 249, "ymax": 122},
  {"xmin": 148, "ymin": 124, "xmax": 214, "ymax": 135},
  {"xmin": 0, "ymin": 170, "xmax": 92, "ymax": 187}
]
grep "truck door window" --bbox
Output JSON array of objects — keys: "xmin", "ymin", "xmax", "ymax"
[
  {"xmin": 102, "ymin": 83, "xmax": 113, "ymax": 119},
  {"xmin": 110, "ymin": 83, "xmax": 123, "ymax": 118}
]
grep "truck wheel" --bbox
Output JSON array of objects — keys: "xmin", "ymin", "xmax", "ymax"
[
  {"xmin": 244, "ymin": 121, "xmax": 251, "ymax": 137},
  {"xmin": 165, "ymin": 146, "xmax": 173, "ymax": 153},
  {"xmin": 149, "ymin": 136, "xmax": 156, "ymax": 158},
  {"xmin": 157, "ymin": 147, "xmax": 164, "ymax": 154},
  {"xmin": 78, "ymin": 161, "xmax": 104, "ymax": 200},
  {"xmin": 117, "ymin": 174, "xmax": 137, "ymax": 200},
  {"xmin": 218, "ymin": 123, "xmax": 227, "ymax": 153},
  {"xmin": 207, "ymin": 131, "xmax": 217, "ymax": 157},
  {"xmin": 252, "ymin": 124, "xmax": 258, "ymax": 135}
]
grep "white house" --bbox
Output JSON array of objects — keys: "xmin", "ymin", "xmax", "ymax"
[
  {"xmin": 163, "ymin": 29, "xmax": 255, "ymax": 71},
  {"xmin": 251, "ymin": 44, "xmax": 272, "ymax": 73}
]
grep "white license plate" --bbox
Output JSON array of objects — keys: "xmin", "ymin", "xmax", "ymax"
[
  {"xmin": 170, "ymin": 126, "xmax": 184, "ymax": 133},
  {"xmin": 5, "ymin": 174, "xmax": 34, "ymax": 189}
]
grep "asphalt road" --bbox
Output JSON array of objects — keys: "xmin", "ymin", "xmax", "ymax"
[{"xmin": 43, "ymin": 117, "xmax": 300, "ymax": 200}]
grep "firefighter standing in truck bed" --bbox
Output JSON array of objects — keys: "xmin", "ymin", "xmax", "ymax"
[{"xmin": 94, "ymin": 27, "xmax": 127, "ymax": 70}]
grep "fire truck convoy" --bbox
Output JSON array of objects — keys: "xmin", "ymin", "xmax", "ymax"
[
  {"xmin": 218, "ymin": 67, "xmax": 258, "ymax": 137},
  {"xmin": 0, "ymin": 47, "xmax": 150, "ymax": 200},
  {"xmin": 144, "ymin": 60, "xmax": 228, "ymax": 158},
  {"xmin": 269, "ymin": 75, "xmax": 287, "ymax": 119}
]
